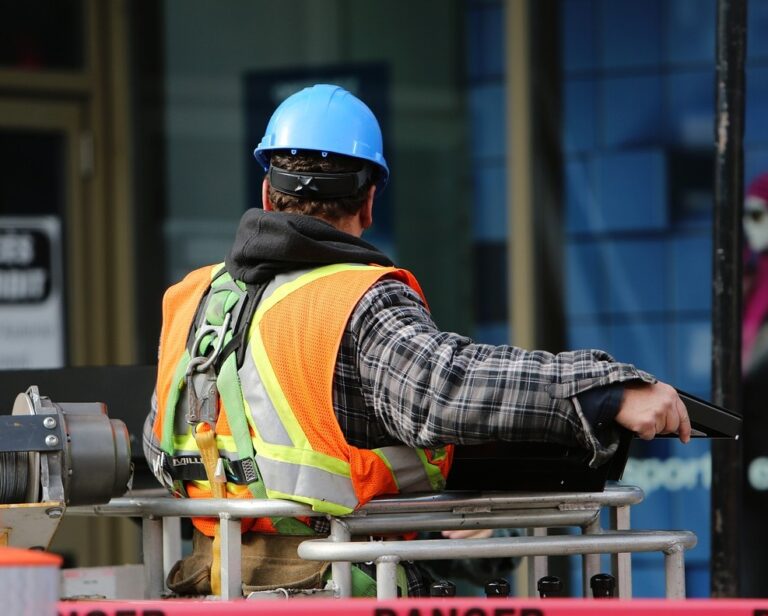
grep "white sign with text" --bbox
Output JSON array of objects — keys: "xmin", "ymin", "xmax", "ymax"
[{"xmin": 0, "ymin": 216, "xmax": 64, "ymax": 368}]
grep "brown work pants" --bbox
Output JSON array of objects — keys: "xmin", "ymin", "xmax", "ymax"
[{"xmin": 166, "ymin": 528, "xmax": 329, "ymax": 596}]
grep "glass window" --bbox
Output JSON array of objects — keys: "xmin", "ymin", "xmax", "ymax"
[{"xmin": 0, "ymin": 0, "xmax": 85, "ymax": 71}]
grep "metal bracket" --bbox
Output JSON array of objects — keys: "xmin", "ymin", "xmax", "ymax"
[{"xmin": 0, "ymin": 415, "xmax": 65, "ymax": 452}]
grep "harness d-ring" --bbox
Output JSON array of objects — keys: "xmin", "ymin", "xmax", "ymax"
[{"xmin": 186, "ymin": 312, "xmax": 232, "ymax": 375}]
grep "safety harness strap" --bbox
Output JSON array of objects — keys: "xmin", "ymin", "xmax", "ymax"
[
  {"xmin": 161, "ymin": 350, "xmax": 191, "ymax": 455},
  {"xmin": 194, "ymin": 426, "xmax": 226, "ymax": 596},
  {"xmin": 171, "ymin": 267, "xmax": 312, "ymax": 537},
  {"xmin": 217, "ymin": 339, "xmax": 313, "ymax": 536}
]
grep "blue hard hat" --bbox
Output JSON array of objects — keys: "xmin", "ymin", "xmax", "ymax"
[{"xmin": 253, "ymin": 84, "xmax": 389, "ymax": 190}]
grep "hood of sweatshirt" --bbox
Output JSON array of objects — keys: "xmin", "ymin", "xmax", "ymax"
[{"xmin": 225, "ymin": 208, "xmax": 393, "ymax": 284}]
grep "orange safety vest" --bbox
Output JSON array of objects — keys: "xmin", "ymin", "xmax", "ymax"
[{"xmin": 155, "ymin": 263, "xmax": 453, "ymax": 536}]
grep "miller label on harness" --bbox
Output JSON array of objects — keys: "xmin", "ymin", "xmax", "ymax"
[{"xmin": 154, "ymin": 262, "xmax": 453, "ymax": 536}]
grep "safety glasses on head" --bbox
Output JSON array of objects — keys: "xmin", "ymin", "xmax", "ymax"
[{"xmin": 268, "ymin": 165, "xmax": 373, "ymax": 200}]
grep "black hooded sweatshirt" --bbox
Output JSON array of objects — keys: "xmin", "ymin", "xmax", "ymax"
[{"xmin": 225, "ymin": 209, "xmax": 392, "ymax": 284}]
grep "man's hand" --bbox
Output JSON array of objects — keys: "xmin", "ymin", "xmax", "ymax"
[{"xmin": 615, "ymin": 382, "xmax": 691, "ymax": 443}]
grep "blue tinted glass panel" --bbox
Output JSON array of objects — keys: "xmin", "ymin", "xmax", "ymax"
[
  {"xmin": 601, "ymin": 75, "xmax": 664, "ymax": 148},
  {"xmin": 665, "ymin": 0, "xmax": 716, "ymax": 65},
  {"xmin": 566, "ymin": 240, "xmax": 608, "ymax": 317},
  {"xmin": 599, "ymin": 0, "xmax": 662, "ymax": 69},
  {"xmin": 609, "ymin": 319, "xmax": 670, "ymax": 379},
  {"xmin": 564, "ymin": 78, "xmax": 597, "ymax": 153},
  {"xmin": 467, "ymin": 6, "xmax": 483, "ymax": 81},
  {"xmin": 473, "ymin": 322, "xmax": 509, "ymax": 345},
  {"xmin": 665, "ymin": 71, "xmax": 714, "ymax": 148},
  {"xmin": 595, "ymin": 150, "xmax": 668, "ymax": 232},
  {"xmin": 746, "ymin": 148, "xmax": 768, "ymax": 186},
  {"xmin": 562, "ymin": 0, "xmax": 597, "ymax": 73},
  {"xmin": 568, "ymin": 320, "xmax": 611, "ymax": 350},
  {"xmin": 468, "ymin": 84, "xmax": 506, "ymax": 159},
  {"xmin": 604, "ymin": 239, "xmax": 667, "ymax": 314},
  {"xmin": 673, "ymin": 319, "xmax": 712, "ymax": 395},
  {"xmin": 746, "ymin": 67, "xmax": 768, "ymax": 145},
  {"xmin": 565, "ymin": 157, "xmax": 597, "ymax": 233},
  {"xmin": 472, "ymin": 163, "xmax": 507, "ymax": 241},
  {"xmin": 670, "ymin": 235, "xmax": 712, "ymax": 312},
  {"xmin": 686, "ymin": 562, "xmax": 710, "ymax": 598},
  {"xmin": 482, "ymin": 4, "xmax": 504, "ymax": 77},
  {"xmin": 748, "ymin": 0, "xmax": 768, "ymax": 60}
]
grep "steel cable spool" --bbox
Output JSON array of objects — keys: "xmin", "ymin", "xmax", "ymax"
[
  {"xmin": 0, "ymin": 451, "xmax": 29, "ymax": 504},
  {"xmin": 0, "ymin": 387, "xmax": 132, "ymax": 506}
]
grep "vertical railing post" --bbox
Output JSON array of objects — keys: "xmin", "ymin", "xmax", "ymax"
[
  {"xmin": 162, "ymin": 516, "xmax": 182, "ymax": 583},
  {"xmin": 220, "ymin": 513, "xmax": 242, "ymax": 600},
  {"xmin": 330, "ymin": 518, "xmax": 352, "ymax": 598},
  {"xmin": 581, "ymin": 516, "xmax": 601, "ymax": 597},
  {"xmin": 142, "ymin": 516, "xmax": 165, "ymax": 599},
  {"xmin": 665, "ymin": 545, "xmax": 688, "ymax": 599},
  {"xmin": 611, "ymin": 505, "xmax": 633, "ymax": 598},
  {"xmin": 375, "ymin": 556, "xmax": 400, "ymax": 600},
  {"xmin": 526, "ymin": 527, "xmax": 548, "ymax": 597}
]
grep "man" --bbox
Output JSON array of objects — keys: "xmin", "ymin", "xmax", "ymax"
[{"xmin": 143, "ymin": 83, "xmax": 690, "ymax": 597}]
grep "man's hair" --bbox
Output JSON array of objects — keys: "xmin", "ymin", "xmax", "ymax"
[{"xmin": 267, "ymin": 151, "xmax": 376, "ymax": 221}]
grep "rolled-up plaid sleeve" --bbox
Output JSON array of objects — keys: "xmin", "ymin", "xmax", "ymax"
[{"xmin": 349, "ymin": 279, "xmax": 655, "ymax": 466}]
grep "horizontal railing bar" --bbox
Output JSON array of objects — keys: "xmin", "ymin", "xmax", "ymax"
[
  {"xmin": 67, "ymin": 496, "xmax": 319, "ymax": 518},
  {"xmin": 67, "ymin": 485, "xmax": 642, "ymax": 520},
  {"xmin": 297, "ymin": 530, "xmax": 697, "ymax": 562},
  {"xmin": 341, "ymin": 508, "xmax": 600, "ymax": 534},
  {"xmin": 352, "ymin": 485, "xmax": 644, "ymax": 514}
]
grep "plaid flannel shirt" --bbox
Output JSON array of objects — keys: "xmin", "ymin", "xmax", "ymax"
[{"xmin": 333, "ymin": 278, "xmax": 653, "ymax": 464}]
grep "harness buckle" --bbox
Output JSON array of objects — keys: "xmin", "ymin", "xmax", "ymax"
[
  {"xmin": 185, "ymin": 308, "xmax": 233, "ymax": 427},
  {"xmin": 186, "ymin": 368, "xmax": 219, "ymax": 427}
]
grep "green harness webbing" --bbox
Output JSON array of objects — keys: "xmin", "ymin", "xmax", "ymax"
[{"xmin": 164, "ymin": 268, "xmax": 313, "ymax": 536}]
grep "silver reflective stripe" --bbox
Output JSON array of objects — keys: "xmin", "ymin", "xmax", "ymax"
[
  {"xmin": 261, "ymin": 268, "xmax": 316, "ymax": 303},
  {"xmin": 255, "ymin": 454, "xmax": 358, "ymax": 511},
  {"xmin": 238, "ymin": 343, "xmax": 293, "ymax": 447},
  {"xmin": 378, "ymin": 446, "xmax": 433, "ymax": 492},
  {"xmin": 237, "ymin": 267, "xmax": 317, "ymax": 447}
]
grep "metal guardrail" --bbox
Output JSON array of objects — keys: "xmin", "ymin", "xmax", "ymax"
[
  {"xmin": 298, "ymin": 530, "xmax": 696, "ymax": 599},
  {"xmin": 67, "ymin": 484, "xmax": 696, "ymax": 601}
]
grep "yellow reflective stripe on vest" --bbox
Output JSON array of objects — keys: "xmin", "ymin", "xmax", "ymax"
[
  {"xmin": 256, "ymin": 442, "xmax": 350, "ymax": 477},
  {"xmin": 246, "ymin": 263, "xmax": 383, "ymax": 452},
  {"xmin": 374, "ymin": 446, "xmax": 433, "ymax": 493},
  {"xmin": 253, "ymin": 263, "xmax": 380, "ymax": 322}
]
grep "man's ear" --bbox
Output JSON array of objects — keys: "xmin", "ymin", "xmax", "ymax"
[
  {"xmin": 262, "ymin": 177, "xmax": 274, "ymax": 211},
  {"xmin": 360, "ymin": 184, "xmax": 375, "ymax": 230}
]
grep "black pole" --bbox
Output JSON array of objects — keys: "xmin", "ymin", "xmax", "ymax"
[{"xmin": 711, "ymin": 0, "xmax": 747, "ymax": 598}]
